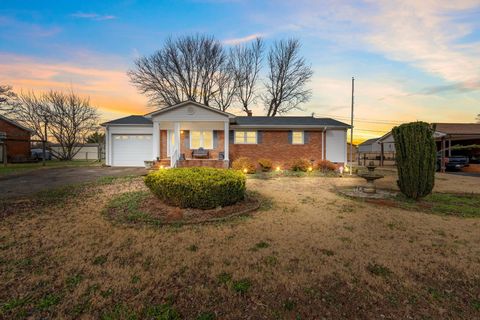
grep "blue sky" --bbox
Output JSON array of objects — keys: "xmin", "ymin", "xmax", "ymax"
[{"xmin": 1, "ymin": 0, "xmax": 479, "ymax": 141}]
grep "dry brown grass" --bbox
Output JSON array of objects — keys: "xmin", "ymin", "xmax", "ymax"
[{"xmin": 1, "ymin": 172, "xmax": 479, "ymax": 319}]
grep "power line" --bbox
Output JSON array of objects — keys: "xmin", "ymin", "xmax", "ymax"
[{"xmin": 316, "ymin": 113, "xmax": 404, "ymax": 125}]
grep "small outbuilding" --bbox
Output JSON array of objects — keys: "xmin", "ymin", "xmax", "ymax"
[{"xmin": 0, "ymin": 115, "xmax": 34, "ymax": 163}]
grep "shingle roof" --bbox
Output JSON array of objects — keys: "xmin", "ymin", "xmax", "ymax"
[
  {"xmin": 231, "ymin": 116, "xmax": 350, "ymax": 128},
  {"xmin": 101, "ymin": 115, "xmax": 152, "ymax": 126},
  {"xmin": 434, "ymin": 123, "xmax": 480, "ymax": 135},
  {"xmin": 101, "ymin": 114, "xmax": 350, "ymax": 128},
  {"xmin": 0, "ymin": 114, "xmax": 34, "ymax": 132},
  {"xmin": 358, "ymin": 138, "xmax": 380, "ymax": 146}
]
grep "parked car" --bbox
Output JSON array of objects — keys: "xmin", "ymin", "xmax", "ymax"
[
  {"xmin": 436, "ymin": 154, "xmax": 469, "ymax": 171},
  {"xmin": 31, "ymin": 148, "xmax": 52, "ymax": 161}
]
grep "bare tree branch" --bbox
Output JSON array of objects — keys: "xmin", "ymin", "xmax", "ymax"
[
  {"xmin": 231, "ymin": 38, "xmax": 263, "ymax": 114},
  {"xmin": 263, "ymin": 39, "xmax": 313, "ymax": 117},
  {"xmin": 211, "ymin": 53, "xmax": 239, "ymax": 112},
  {"xmin": 11, "ymin": 90, "xmax": 98, "ymax": 160},
  {"xmin": 127, "ymin": 34, "xmax": 226, "ymax": 108},
  {"xmin": 0, "ymin": 85, "xmax": 19, "ymax": 115}
]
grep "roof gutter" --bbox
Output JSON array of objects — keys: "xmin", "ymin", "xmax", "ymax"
[{"xmin": 230, "ymin": 124, "xmax": 350, "ymax": 129}]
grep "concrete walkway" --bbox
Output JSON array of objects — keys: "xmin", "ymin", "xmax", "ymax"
[{"xmin": 0, "ymin": 166, "xmax": 147, "ymax": 199}]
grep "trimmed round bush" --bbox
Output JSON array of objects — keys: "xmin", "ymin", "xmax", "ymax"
[
  {"xmin": 231, "ymin": 157, "xmax": 256, "ymax": 173},
  {"xmin": 290, "ymin": 158, "xmax": 311, "ymax": 172},
  {"xmin": 144, "ymin": 167, "xmax": 246, "ymax": 209},
  {"xmin": 258, "ymin": 158, "xmax": 273, "ymax": 172}
]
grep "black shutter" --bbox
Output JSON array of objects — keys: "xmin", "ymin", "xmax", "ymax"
[
  {"xmin": 257, "ymin": 131, "xmax": 263, "ymax": 144},
  {"xmin": 288, "ymin": 131, "xmax": 292, "ymax": 144},
  {"xmin": 304, "ymin": 131, "xmax": 309, "ymax": 144},
  {"xmin": 184, "ymin": 130, "xmax": 190, "ymax": 149},
  {"xmin": 229, "ymin": 130, "xmax": 234, "ymax": 144},
  {"xmin": 213, "ymin": 131, "xmax": 218, "ymax": 149}
]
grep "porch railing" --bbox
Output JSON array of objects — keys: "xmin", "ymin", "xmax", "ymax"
[{"xmin": 170, "ymin": 146, "xmax": 180, "ymax": 168}]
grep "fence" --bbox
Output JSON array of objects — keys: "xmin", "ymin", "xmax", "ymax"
[
  {"xmin": 49, "ymin": 144, "xmax": 104, "ymax": 161},
  {"xmin": 358, "ymin": 152, "xmax": 396, "ymax": 166}
]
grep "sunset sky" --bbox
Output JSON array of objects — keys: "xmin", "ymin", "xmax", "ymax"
[{"xmin": 1, "ymin": 0, "xmax": 479, "ymax": 142}]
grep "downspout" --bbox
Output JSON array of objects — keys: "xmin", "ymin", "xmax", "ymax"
[{"xmin": 322, "ymin": 127, "xmax": 326, "ymax": 160}]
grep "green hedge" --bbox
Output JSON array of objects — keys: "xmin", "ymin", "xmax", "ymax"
[
  {"xmin": 144, "ymin": 167, "xmax": 246, "ymax": 209},
  {"xmin": 392, "ymin": 121, "xmax": 436, "ymax": 199}
]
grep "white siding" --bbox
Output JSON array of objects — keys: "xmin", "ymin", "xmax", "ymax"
[
  {"xmin": 326, "ymin": 129, "xmax": 347, "ymax": 163},
  {"xmin": 151, "ymin": 103, "xmax": 229, "ymax": 122}
]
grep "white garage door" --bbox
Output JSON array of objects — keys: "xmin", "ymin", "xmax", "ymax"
[{"xmin": 112, "ymin": 134, "xmax": 153, "ymax": 167}]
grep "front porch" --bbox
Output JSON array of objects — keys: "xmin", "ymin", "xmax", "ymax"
[{"xmin": 152, "ymin": 120, "xmax": 230, "ymax": 168}]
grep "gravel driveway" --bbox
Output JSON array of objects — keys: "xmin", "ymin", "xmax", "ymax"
[{"xmin": 0, "ymin": 166, "xmax": 147, "ymax": 199}]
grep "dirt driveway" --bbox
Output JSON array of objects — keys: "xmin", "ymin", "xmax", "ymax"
[{"xmin": 0, "ymin": 166, "xmax": 147, "ymax": 199}]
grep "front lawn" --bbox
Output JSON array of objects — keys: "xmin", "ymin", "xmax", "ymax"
[
  {"xmin": 0, "ymin": 160, "xmax": 102, "ymax": 176},
  {"xmin": 0, "ymin": 174, "xmax": 479, "ymax": 319}
]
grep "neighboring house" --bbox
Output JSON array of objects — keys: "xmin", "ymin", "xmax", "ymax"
[
  {"xmin": 0, "ymin": 115, "xmax": 33, "ymax": 163},
  {"xmin": 101, "ymin": 101, "xmax": 350, "ymax": 168},
  {"xmin": 377, "ymin": 123, "xmax": 480, "ymax": 170},
  {"xmin": 49, "ymin": 143, "xmax": 102, "ymax": 160},
  {"xmin": 358, "ymin": 137, "xmax": 381, "ymax": 153}
]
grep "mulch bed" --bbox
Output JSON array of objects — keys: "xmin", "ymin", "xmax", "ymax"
[{"xmin": 105, "ymin": 192, "xmax": 262, "ymax": 226}]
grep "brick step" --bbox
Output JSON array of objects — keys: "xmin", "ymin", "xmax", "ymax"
[
  {"xmin": 152, "ymin": 159, "xmax": 171, "ymax": 169},
  {"xmin": 177, "ymin": 159, "xmax": 226, "ymax": 168}
]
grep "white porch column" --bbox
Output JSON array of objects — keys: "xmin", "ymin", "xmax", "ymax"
[
  {"xmin": 224, "ymin": 121, "xmax": 229, "ymax": 161},
  {"xmin": 153, "ymin": 121, "xmax": 160, "ymax": 160},
  {"xmin": 105, "ymin": 126, "xmax": 110, "ymax": 165},
  {"xmin": 174, "ymin": 122, "xmax": 181, "ymax": 154}
]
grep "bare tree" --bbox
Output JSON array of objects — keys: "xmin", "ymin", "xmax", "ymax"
[
  {"xmin": 12, "ymin": 90, "xmax": 98, "ymax": 160},
  {"xmin": 46, "ymin": 90, "xmax": 99, "ymax": 160},
  {"xmin": 263, "ymin": 39, "xmax": 313, "ymax": 117},
  {"xmin": 14, "ymin": 90, "xmax": 49, "ymax": 141},
  {"xmin": 0, "ymin": 85, "xmax": 19, "ymax": 115},
  {"xmin": 476, "ymin": 113, "xmax": 480, "ymax": 123},
  {"xmin": 231, "ymin": 38, "xmax": 263, "ymax": 114},
  {"xmin": 128, "ymin": 34, "xmax": 226, "ymax": 108},
  {"xmin": 211, "ymin": 56, "xmax": 238, "ymax": 112}
]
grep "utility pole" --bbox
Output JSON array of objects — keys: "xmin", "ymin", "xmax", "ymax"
[
  {"xmin": 350, "ymin": 77, "xmax": 355, "ymax": 175},
  {"xmin": 42, "ymin": 117, "xmax": 48, "ymax": 166}
]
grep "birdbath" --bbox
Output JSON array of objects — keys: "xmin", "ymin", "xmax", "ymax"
[{"xmin": 358, "ymin": 161, "xmax": 384, "ymax": 194}]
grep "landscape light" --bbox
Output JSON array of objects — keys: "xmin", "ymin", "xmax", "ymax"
[
  {"xmin": 308, "ymin": 166, "xmax": 313, "ymax": 172},
  {"xmin": 160, "ymin": 165, "xmax": 164, "ymax": 169},
  {"xmin": 243, "ymin": 168, "xmax": 248, "ymax": 173},
  {"xmin": 276, "ymin": 166, "xmax": 281, "ymax": 172}
]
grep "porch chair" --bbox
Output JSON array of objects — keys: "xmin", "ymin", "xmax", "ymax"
[{"xmin": 191, "ymin": 147, "xmax": 209, "ymax": 159}]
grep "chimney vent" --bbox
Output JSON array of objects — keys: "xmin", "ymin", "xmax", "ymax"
[{"xmin": 247, "ymin": 110, "xmax": 253, "ymax": 117}]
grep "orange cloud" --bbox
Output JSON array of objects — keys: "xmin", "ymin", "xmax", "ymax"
[{"xmin": 0, "ymin": 53, "xmax": 149, "ymax": 117}]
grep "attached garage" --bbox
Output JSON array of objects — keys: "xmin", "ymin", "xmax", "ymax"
[
  {"xmin": 102, "ymin": 115, "xmax": 154, "ymax": 167},
  {"xmin": 112, "ymin": 134, "xmax": 153, "ymax": 167}
]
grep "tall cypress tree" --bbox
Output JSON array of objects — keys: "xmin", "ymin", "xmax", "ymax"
[{"xmin": 392, "ymin": 122, "xmax": 436, "ymax": 199}]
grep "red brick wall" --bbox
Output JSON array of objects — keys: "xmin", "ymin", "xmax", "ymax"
[
  {"xmin": 0, "ymin": 119, "xmax": 31, "ymax": 161},
  {"xmin": 229, "ymin": 130, "xmax": 324, "ymax": 169},
  {"xmin": 158, "ymin": 129, "xmax": 328, "ymax": 169}
]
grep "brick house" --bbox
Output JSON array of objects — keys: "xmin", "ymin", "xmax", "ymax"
[
  {"xmin": 0, "ymin": 115, "xmax": 33, "ymax": 163},
  {"xmin": 101, "ymin": 101, "xmax": 350, "ymax": 168}
]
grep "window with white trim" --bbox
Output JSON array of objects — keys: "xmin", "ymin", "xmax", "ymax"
[
  {"xmin": 234, "ymin": 131, "xmax": 257, "ymax": 144},
  {"xmin": 292, "ymin": 131, "xmax": 304, "ymax": 144},
  {"xmin": 190, "ymin": 130, "xmax": 213, "ymax": 149}
]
